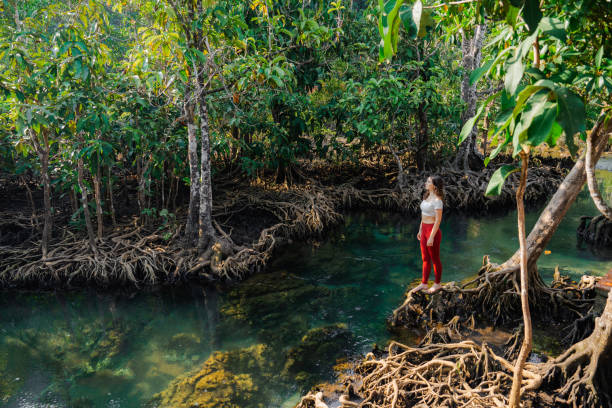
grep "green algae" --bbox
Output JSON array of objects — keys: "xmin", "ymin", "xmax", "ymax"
[{"xmin": 150, "ymin": 344, "xmax": 281, "ymax": 408}]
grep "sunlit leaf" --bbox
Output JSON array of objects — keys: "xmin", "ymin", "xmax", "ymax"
[{"xmin": 486, "ymin": 164, "xmax": 519, "ymax": 196}]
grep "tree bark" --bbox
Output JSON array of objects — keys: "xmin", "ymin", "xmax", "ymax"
[
  {"xmin": 388, "ymin": 140, "xmax": 406, "ymax": 193},
  {"xmin": 538, "ymin": 289, "xmax": 612, "ymax": 407},
  {"xmin": 32, "ymin": 129, "xmax": 52, "ymax": 259},
  {"xmin": 185, "ymin": 97, "xmax": 199, "ymax": 243},
  {"xmin": 138, "ymin": 155, "xmax": 151, "ymax": 225},
  {"xmin": 416, "ymin": 102, "xmax": 428, "ymax": 171},
  {"xmin": 502, "ymin": 115, "xmax": 611, "ymax": 271},
  {"xmin": 456, "ymin": 24, "xmax": 486, "ymax": 171},
  {"xmin": 197, "ymin": 94, "xmax": 214, "ymax": 251},
  {"xmin": 585, "ymin": 112, "xmax": 612, "ymax": 220},
  {"xmin": 508, "ymin": 150, "xmax": 532, "ymax": 408},
  {"xmin": 21, "ymin": 175, "xmax": 38, "ymax": 230},
  {"xmin": 76, "ymin": 146, "xmax": 97, "ymax": 254},
  {"xmin": 93, "ymin": 155, "xmax": 103, "ymax": 239},
  {"xmin": 107, "ymin": 166, "xmax": 116, "ymax": 226}
]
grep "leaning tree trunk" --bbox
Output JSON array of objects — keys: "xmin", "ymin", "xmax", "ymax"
[
  {"xmin": 502, "ymin": 114, "xmax": 612, "ymax": 271},
  {"xmin": 455, "ymin": 24, "xmax": 486, "ymax": 171},
  {"xmin": 184, "ymin": 96, "xmax": 200, "ymax": 243},
  {"xmin": 585, "ymin": 112, "xmax": 612, "ymax": 220},
  {"xmin": 508, "ymin": 151, "xmax": 533, "ymax": 408},
  {"xmin": 197, "ymin": 94, "xmax": 214, "ymax": 251}
]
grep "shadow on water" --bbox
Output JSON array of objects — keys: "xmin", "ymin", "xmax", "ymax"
[{"xmin": 1, "ymin": 178, "xmax": 611, "ymax": 407}]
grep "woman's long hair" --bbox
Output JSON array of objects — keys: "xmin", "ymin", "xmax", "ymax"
[{"xmin": 423, "ymin": 175, "xmax": 444, "ymax": 202}]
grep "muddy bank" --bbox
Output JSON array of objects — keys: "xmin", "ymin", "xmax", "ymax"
[{"xmin": 0, "ymin": 160, "xmax": 568, "ymax": 289}]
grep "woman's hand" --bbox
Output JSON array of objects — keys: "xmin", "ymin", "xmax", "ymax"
[
  {"xmin": 427, "ymin": 236, "xmax": 434, "ymax": 246},
  {"xmin": 417, "ymin": 231, "xmax": 421, "ymax": 241}
]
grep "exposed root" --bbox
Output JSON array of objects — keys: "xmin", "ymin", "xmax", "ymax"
[
  {"xmin": 307, "ymin": 291, "xmax": 611, "ymax": 408},
  {"xmin": 0, "ymin": 164, "xmax": 566, "ymax": 288},
  {"xmin": 391, "ymin": 259, "xmax": 598, "ymax": 331},
  {"xmin": 534, "ymin": 290, "xmax": 612, "ymax": 408},
  {"xmin": 345, "ymin": 340, "xmax": 526, "ymax": 408},
  {"xmin": 577, "ymin": 215, "xmax": 612, "ymax": 248},
  {"xmin": 333, "ymin": 289, "xmax": 612, "ymax": 408}
]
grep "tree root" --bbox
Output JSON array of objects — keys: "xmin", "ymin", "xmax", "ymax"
[
  {"xmin": 577, "ymin": 215, "xmax": 612, "ymax": 249},
  {"xmin": 0, "ymin": 164, "xmax": 566, "ymax": 288},
  {"xmin": 391, "ymin": 258, "xmax": 598, "ymax": 331},
  {"xmin": 309, "ymin": 289, "xmax": 612, "ymax": 408}
]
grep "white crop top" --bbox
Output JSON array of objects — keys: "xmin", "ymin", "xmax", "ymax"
[{"xmin": 420, "ymin": 196, "xmax": 443, "ymax": 217}]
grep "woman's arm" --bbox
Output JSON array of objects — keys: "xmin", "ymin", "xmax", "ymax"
[
  {"xmin": 427, "ymin": 209, "xmax": 443, "ymax": 246},
  {"xmin": 417, "ymin": 221, "xmax": 423, "ymax": 240}
]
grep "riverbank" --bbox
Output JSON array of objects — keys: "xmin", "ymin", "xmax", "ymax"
[{"xmin": 0, "ymin": 158, "xmax": 568, "ymax": 289}]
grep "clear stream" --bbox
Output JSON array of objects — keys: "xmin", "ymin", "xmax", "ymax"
[{"xmin": 1, "ymin": 167, "xmax": 611, "ymax": 408}]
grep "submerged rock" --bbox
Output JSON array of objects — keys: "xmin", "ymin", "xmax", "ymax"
[
  {"xmin": 219, "ymin": 271, "xmax": 331, "ymax": 346},
  {"xmin": 284, "ymin": 324, "xmax": 354, "ymax": 388},
  {"xmin": 150, "ymin": 344, "xmax": 280, "ymax": 408}
]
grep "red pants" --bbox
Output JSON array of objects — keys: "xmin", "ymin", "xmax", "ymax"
[{"xmin": 420, "ymin": 223, "xmax": 442, "ymax": 284}]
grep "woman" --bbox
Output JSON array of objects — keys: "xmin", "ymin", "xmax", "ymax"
[{"xmin": 413, "ymin": 176, "xmax": 444, "ymax": 294}]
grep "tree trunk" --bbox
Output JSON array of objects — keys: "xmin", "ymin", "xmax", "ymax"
[
  {"xmin": 388, "ymin": 141, "xmax": 406, "ymax": 194},
  {"xmin": 456, "ymin": 24, "xmax": 486, "ymax": 171},
  {"xmin": 107, "ymin": 166, "xmax": 116, "ymax": 226},
  {"xmin": 77, "ymin": 150, "xmax": 97, "ymax": 254},
  {"xmin": 508, "ymin": 151, "xmax": 532, "ymax": 408},
  {"xmin": 416, "ymin": 102, "xmax": 428, "ymax": 171},
  {"xmin": 502, "ymin": 114, "xmax": 611, "ymax": 271},
  {"xmin": 21, "ymin": 175, "xmax": 38, "ymax": 231},
  {"xmin": 70, "ymin": 189, "xmax": 78, "ymax": 217},
  {"xmin": 93, "ymin": 155, "xmax": 103, "ymax": 239},
  {"xmin": 585, "ymin": 112, "xmax": 612, "ymax": 220},
  {"xmin": 197, "ymin": 95, "xmax": 214, "ymax": 251},
  {"xmin": 538, "ymin": 289, "xmax": 612, "ymax": 407},
  {"xmin": 481, "ymin": 104, "xmax": 491, "ymax": 156},
  {"xmin": 138, "ymin": 155, "xmax": 151, "ymax": 225},
  {"xmin": 185, "ymin": 97, "xmax": 199, "ymax": 243},
  {"xmin": 30, "ymin": 129, "xmax": 52, "ymax": 258},
  {"xmin": 39, "ymin": 136, "xmax": 51, "ymax": 259}
]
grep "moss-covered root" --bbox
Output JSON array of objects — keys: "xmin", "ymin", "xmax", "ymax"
[{"xmin": 533, "ymin": 289, "xmax": 612, "ymax": 408}]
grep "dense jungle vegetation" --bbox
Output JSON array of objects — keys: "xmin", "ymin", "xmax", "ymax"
[{"xmin": 1, "ymin": 0, "xmax": 611, "ymax": 407}]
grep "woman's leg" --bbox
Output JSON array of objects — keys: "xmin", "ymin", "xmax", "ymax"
[
  {"xmin": 420, "ymin": 225, "xmax": 432, "ymax": 283},
  {"xmin": 427, "ymin": 230, "xmax": 443, "ymax": 284}
]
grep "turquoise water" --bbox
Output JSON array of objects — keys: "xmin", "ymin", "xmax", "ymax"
[{"xmin": 1, "ymin": 180, "xmax": 611, "ymax": 407}]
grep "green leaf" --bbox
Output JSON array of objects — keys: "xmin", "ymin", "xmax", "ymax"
[
  {"xmin": 458, "ymin": 91, "xmax": 501, "ymax": 144},
  {"xmin": 470, "ymin": 58, "xmax": 494, "ymax": 85},
  {"xmin": 546, "ymin": 121, "xmax": 563, "ymax": 147},
  {"xmin": 595, "ymin": 46, "xmax": 604, "ymax": 69},
  {"xmin": 505, "ymin": 5, "xmax": 520, "ymax": 28},
  {"xmin": 412, "ymin": 1, "xmax": 434, "ymax": 38},
  {"xmin": 523, "ymin": 0, "xmax": 542, "ymax": 34},
  {"xmin": 555, "ymin": 87, "xmax": 585, "ymax": 156},
  {"xmin": 527, "ymin": 102, "xmax": 557, "ymax": 146},
  {"xmin": 538, "ymin": 17, "xmax": 566, "ymax": 41},
  {"xmin": 504, "ymin": 47, "xmax": 524, "ymax": 96},
  {"xmin": 378, "ymin": 0, "xmax": 405, "ymax": 61},
  {"xmin": 518, "ymin": 90, "xmax": 550, "ymax": 130},
  {"xmin": 486, "ymin": 164, "xmax": 519, "ymax": 196},
  {"xmin": 399, "ymin": 4, "xmax": 417, "ymax": 38}
]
